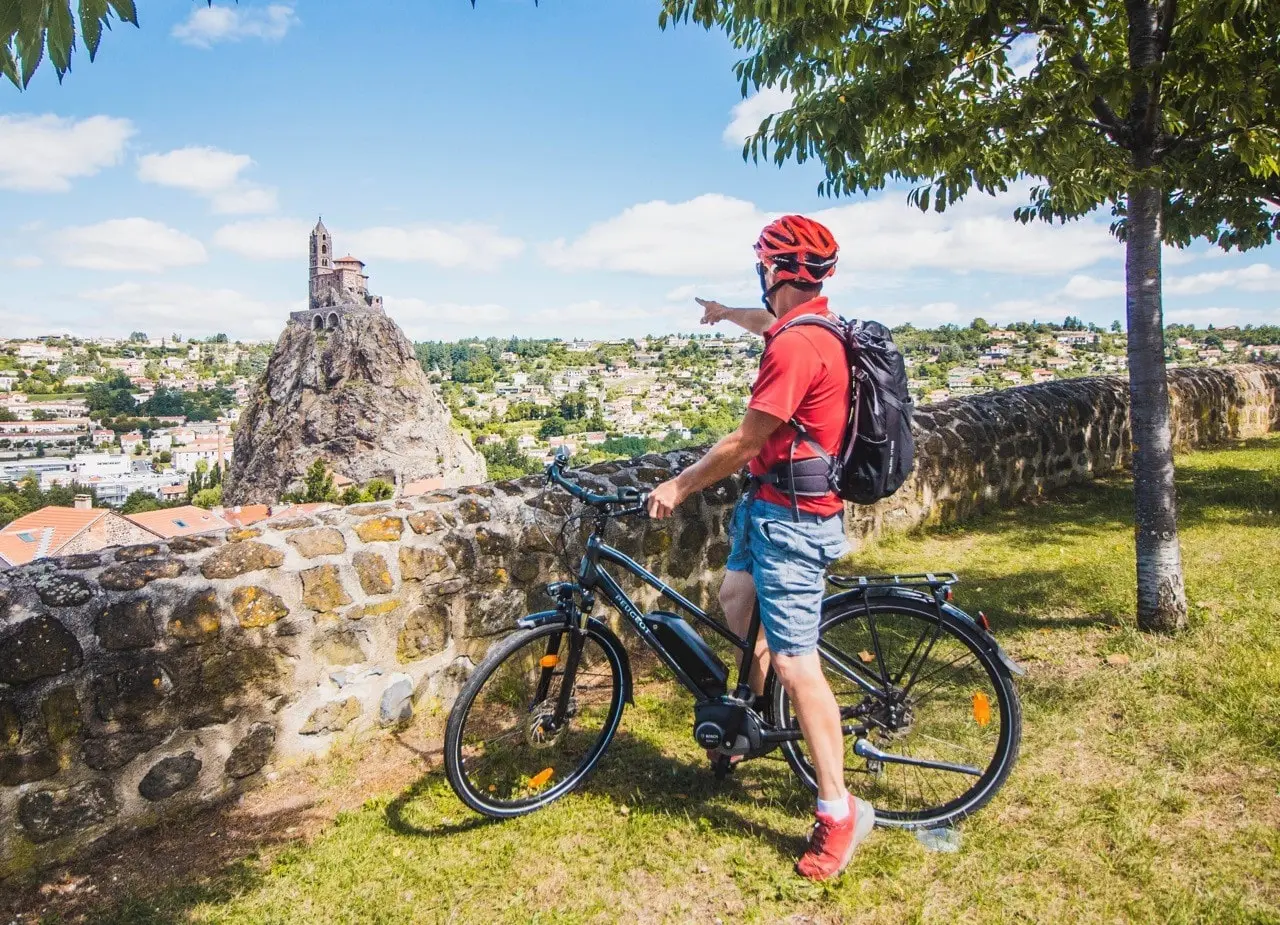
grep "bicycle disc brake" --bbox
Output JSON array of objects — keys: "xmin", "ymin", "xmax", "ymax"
[{"xmin": 525, "ymin": 697, "xmax": 577, "ymax": 749}]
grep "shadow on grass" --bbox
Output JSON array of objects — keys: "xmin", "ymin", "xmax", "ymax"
[{"xmin": 383, "ymin": 728, "xmax": 815, "ymax": 861}]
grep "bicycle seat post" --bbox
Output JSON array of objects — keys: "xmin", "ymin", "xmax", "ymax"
[{"xmin": 732, "ymin": 600, "xmax": 763, "ymax": 702}]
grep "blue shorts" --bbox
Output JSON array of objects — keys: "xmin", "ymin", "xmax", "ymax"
[{"xmin": 725, "ymin": 497, "xmax": 849, "ymax": 657}]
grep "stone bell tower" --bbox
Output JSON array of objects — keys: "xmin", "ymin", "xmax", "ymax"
[{"xmin": 309, "ymin": 217, "xmax": 332, "ymax": 302}]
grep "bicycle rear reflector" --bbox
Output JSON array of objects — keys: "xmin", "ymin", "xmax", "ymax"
[
  {"xmin": 529, "ymin": 767, "xmax": 554, "ymax": 789},
  {"xmin": 540, "ymin": 655, "xmax": 559, "ymax": 668},
  {"xmin": 972, "ymin": 692, "xmax": 992, "ymax": 726}
]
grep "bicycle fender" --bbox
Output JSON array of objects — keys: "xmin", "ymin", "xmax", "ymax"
[
  {"xmin": 515, "ymin": 611, "xmax": 635, "ymax": 704},
  {"xmin": 823, "ymin": 587, "xmax": 1025, "ymax": 677}
]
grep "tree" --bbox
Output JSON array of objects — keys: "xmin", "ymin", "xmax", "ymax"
[
  {"xmin": 192, "ymin": 485, "xmax": 222, "ymax": 509},
  {"xmin": 300, "ymin": 459, "xmax": 337, "ymax": 503},
  {"xmin": 1112, "ymin": 321, "xmax": 1124, "ymax": 334},
  {"xmin": 128, "ymin": 331, "xmax": 147, "ymax": 343},
  {"xmin": 662, "ymin": 0, "xmax": 1280, "ymax": 633},
  {"xmin": 120, "ymin": 489, "xmax": 161, "ymax": 514}
]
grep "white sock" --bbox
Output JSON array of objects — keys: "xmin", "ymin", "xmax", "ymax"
[{"xmin": 816, "ymin": 794, "xmax": 850, "ymax": 821}]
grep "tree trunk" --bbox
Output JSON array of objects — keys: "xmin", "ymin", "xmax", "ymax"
[{"xmin": 1124, "ymin": 180, "xmax": 1188, "ymax": 633}]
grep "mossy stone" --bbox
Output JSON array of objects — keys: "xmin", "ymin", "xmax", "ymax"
[
  {"xmin": 167, "ymin": 589, "xmax": 223, "ymax": 644},
  {"xmin": 354, "ymin": 516, "xmax": 403, "ymax": 543},
  {"xmin": 231, "ymin": 586, "xmax": 289, "ymax": 628},
  {"xmin": 353, "ymin": 551, "xmax": 394, "ymax": 595},
  {"xmin": 301, "ymin": 565, "xmax": 352, "ymax": 612}
]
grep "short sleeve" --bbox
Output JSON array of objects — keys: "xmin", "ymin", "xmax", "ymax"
[{"xmin": 748, "ymin": 331, "xmax": 822, "ymax": 423}]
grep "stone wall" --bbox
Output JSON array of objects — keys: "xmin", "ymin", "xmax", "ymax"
[{"xmin": 1, "ymin": 364, "xmax": 1276, "ymax": 878}]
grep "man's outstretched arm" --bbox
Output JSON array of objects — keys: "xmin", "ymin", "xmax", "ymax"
[
  {"xmin": 697, "ymin": 298, "xmax": 773, "ymax": 335},
  {"xmin": 647, "ymin": 408, "xmax": 784, "ymax": 518}
]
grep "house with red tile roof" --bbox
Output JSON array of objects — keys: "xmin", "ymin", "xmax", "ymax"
[
  {"xmin": 0, "ymin": 497, "xmax": 158, "ymax": 569},
  {"xmin": 123, "ymin": 505, "xmax": 232, "ymax": 539}
]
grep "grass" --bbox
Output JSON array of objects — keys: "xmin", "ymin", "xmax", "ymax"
[{"xmin": 24, "ymin": 437, "xmax": 1280, "ymax": 923}]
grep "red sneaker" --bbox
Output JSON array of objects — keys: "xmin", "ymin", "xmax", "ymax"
[{"xmin": 795, "ymin": 795, "xmax": 875, "ymax": 881}]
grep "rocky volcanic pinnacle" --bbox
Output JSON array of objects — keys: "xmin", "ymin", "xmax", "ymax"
[{"xmin": 223, "ymin": 312, "xmax": 486, "ymax": 504}]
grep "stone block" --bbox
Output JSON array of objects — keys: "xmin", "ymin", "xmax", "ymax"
[
  {"xmin": 200, "ymin": 541, "xmax": 285, "ymax": 579},
  {"xmin": 301, "ymin": 564, "xmax": 353, "ymax": 612},
  {"xmin": 226, "ymin": 528, "xmax": 262, "ymax": 542},
  {"xmin": 231, "ymin": 586, "xmax": 289, "ymax": 628},
  {"xmin": 353, "ymin": 551, "xmax": 394, "ymax": 595},
  {"xmin": 96, "ymin": 598, "xmax": 157, "ymax": 650},
  {"xmin": 41, "ymin": 686, "xmax": 82, "ymax": 744},
  {"xmin": 0, "ymin": 700, "xmax": 20, "ymax": 749},
  {"xmin": 81, "ymin": 730, "xmax": 168, "ymax": 771},
  {"xmin": 33, "ymin": 572, "xmax": 96, "ymax": 607},
  {"xmin": 267, "ymin": 516, "xmax": 316, "ymax": 531},
  {"xmin": 286, "ymin": 527, "xmax": 346, "ymax": 558},
  {"xmin": 17, "ymin": 779, "xmax": 118, "ymax": 843},
  {"xmin": 461, "ymin": 588, "xmax": 525, "ymax": 639},
  {"xmin": 169, "ymin": 534, "xmax": 221, "ymax": 555},
  {"xmin": 55, "ymin": 553, "xmax": 102, "ymax": 570},
  {"xmin": 379, "ymin": 676, "xmax": 414, "ymax": 726},
  {"xmin": 344, "ymin": 598, "xmax": 401, "ymax": 621},
  {"xmin": 399, "ymin": 545, "xmax": 449, "ymax": 581},
  {"xmin": 187, "ymin": 648, "xmax": 292, "ymax": 728},
  {"xmin": 407, "ymin": 510, "xmax": 446, "ymax": 535},
  {"xmin": 396, "ymin": 598, "xmax": 449, "ymax": 663},
  {"xmin": 116, "ymin": 544, "xmax": 165, "ymax": 563},
  {"xmin": 0, "ymin": 748, "xmax": 60, "ymax": 786},
  {"xmin": 354, "ymin": 516, "xmax": 403, "ymax": 543},
  {"xmin": 101, "ymin": 557, "xmax": 186, "ymax": 593},
  {"xmin": 93, "ymin": 659, "xmax": 175, "ymax": 727},
  {"xmin": 225, "ymin": 723, "xmax": 275, "ymax": 778},
  {"xmin": 0, "ymin": 615, "xmax": 83, "ymax": 686},
  {"xmin": 456, "ymin": 499, "xmax": 491, "ymax": 524},
  {"xmin": 300, "ymin": 697, "xmax": 361, "ymax": 735},
  {"xmin": 138, "ymin": 752, "xmax": 201, "ymax": 801},
  {"xmin": 167, "ymin": 589, "xmax": 224, "ymax": 645},
  {"xmin": 312, "ymin": 628, "xmax": 368, "ymax": 666}
]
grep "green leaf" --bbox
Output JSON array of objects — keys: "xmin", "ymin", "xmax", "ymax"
[
  {"xmin": 47, "ymin": 1, "xmax": 76, "ymax": 80},
  {"xmin": 0, "ymin": 42, "xmax": 19, "ymax": 89},
  {"xmin": 14, "ymin": 0, "xmax": 46, "ymax": 89},
  {"xmin": 80, "ymin": 0, "xmax": 109, "ymax": 58},
  {"xmin": 106, "ymin": 0, "xmax": 136, "ymax": 27}
]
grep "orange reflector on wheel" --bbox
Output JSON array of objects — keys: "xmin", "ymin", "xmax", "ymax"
[
  {"xmin": 540, "ymin": 655, "xmax": 559, "ymax": 668},
  {"xmin": 859, "ymin": 650, "xmax": 875, "ymax": 663},
  {"xmin": 972, "ymin": 691, "xmax": 992, "ymax": 726},
  {"xmin": 529, "ymin": 767, "xmax": 554, "ymax": 788}
]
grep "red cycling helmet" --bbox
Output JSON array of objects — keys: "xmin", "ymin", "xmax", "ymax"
[{"xmin": 754, "ymin": 214, "xmax": 839, "ymax": 285}]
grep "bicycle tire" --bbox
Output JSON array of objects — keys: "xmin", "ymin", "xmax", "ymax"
[
  {"xmin": 445, "ymin": 621, "xmax": 627, "ymax": 818},
  {"xmin": 768, "ymin": 596, "xmax": 1021, "ymax": 830}
]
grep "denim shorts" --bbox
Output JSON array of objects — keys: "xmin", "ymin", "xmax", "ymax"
[{"xmin": 725, "ymin": 497, "xmax": 849, "ymax": 657}]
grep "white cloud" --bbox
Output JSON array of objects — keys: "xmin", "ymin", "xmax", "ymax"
[
  {"xmin": 172, "ymin": 3, "xmax": 298, "ymax": 47},
  {"xmin": 5, "ymin": 256, "xmax": 43, "ymax": 269},
  {"xmin": 381, "ymin": 297, "xmax": 511, "ymax": 339},
  {"xmin": 137, "ymin": 146, "xmax": 278, "ymax": 215},
  {"xmin": 544, "ymin": 188, "xmax": 1117, "ymax": 280},
  {"xmin": 213, "ymin": 218, "xmax": 313, "ymax": 259},
  {"xmin": 1165, "ymin": 263, "xmax": 1280, "ymax": 296},
  {"xmin": 348, "ymin": 224, "xmax": 524, "ymax": 268},
  {"xmin": 0, "ymin": 114, "xmax": 134, "ymax": 192},
  {"xmin": 79, "ymin": 281, "xmax": 300, "ymax": 339},
  {"xmin": 51, "ymin": 218, "xmax": 207, "ymax": 272},
  {"xmin": 724, "ymin": 86, "xmax": 795, "ymax": 147},
  {"xmin": 1062, "ymin": 274, "xmax": 1125, "ymax": 300}
]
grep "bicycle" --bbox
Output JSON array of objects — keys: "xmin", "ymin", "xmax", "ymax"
[{"xmin": 444, "ymin": 451, "xmax": 1024, "ymax": 829}]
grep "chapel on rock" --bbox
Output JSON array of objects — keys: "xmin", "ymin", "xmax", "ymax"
[{"xmin": 289, "ymin": 218, "xmax": 385, "ymax": 330}]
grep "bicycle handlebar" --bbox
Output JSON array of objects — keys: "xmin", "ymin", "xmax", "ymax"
[{"xmin": 546, "ymin": 457, "xmax": 649, "ymax": 514}]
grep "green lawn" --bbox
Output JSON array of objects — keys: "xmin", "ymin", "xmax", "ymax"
[{"xmin": 41, "ymin": 438, "xmax": 1280, "ymax": 923}]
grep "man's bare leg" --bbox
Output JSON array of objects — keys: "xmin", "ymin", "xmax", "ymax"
[
  {"xmin": 771, "ymin": 652, "xmax": 847, "ymax": 801},
  {"xmin": 718, "ymin": 569, "xmax": 769, "ymax": 697}
]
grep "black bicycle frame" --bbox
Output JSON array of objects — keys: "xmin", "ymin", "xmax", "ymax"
[{"xmin": 572, "ymin": 531, "xmax": 886, "ymax": 724}]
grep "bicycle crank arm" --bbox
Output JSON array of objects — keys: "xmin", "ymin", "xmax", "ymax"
[{"xmin": 853, "ymin": 739, "xmax": 982, "ymax": 777}]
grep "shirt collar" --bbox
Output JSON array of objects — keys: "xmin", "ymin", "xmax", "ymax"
[{"xmin": 763, "ymin": 295, "xmax": 830, "ymax": 343}]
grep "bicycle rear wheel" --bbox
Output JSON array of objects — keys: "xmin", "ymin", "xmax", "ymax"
[
  {"xmin": 770, "ymin": 597, "xmax": 1021, "ymax": 829},
  {"xmin": 445, "ymin": 621, "xmax": 626, "ymax": 818}
]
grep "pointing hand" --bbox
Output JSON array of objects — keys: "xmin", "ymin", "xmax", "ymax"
[{"xmin": 696, "ymin": 298, "xmax": 730, "ymax": 326}]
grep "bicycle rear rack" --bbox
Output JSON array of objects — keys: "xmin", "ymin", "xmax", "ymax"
[{"xmin": 826, "ymin": 571, "xmax": 959, "ymax": 591}]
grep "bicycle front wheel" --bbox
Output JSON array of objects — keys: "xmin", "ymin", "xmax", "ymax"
[
  {"xmin": 770, "ymin": 596, "xmax": 1021, "ymax": 829},
  {"xmin": 444, "ymin": 621, "xmax": 626, "ymax": 818}
]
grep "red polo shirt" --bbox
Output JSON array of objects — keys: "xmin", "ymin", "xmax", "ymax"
[{"xmin": 746, "ymin": 296, "xmax": 850, "ymax": 517}]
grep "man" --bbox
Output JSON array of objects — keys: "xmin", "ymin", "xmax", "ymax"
[{"xmin": 646, "ymin": 215, "xmax": 874, "ymax": 881}]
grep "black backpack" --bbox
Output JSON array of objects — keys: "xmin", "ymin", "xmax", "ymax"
[{"xmin": 772, "ymin": 315, "xmax": 916, "ymax": 505}]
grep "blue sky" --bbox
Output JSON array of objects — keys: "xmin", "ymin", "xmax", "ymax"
[{"xmin": 0, "ymin": 0, "xmax": 1276, "ymax": 342}]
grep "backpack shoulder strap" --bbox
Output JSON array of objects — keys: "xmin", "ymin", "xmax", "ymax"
[{"xmin": 774, "ymin": 313, "xmax": 846, "ymax": 342}]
